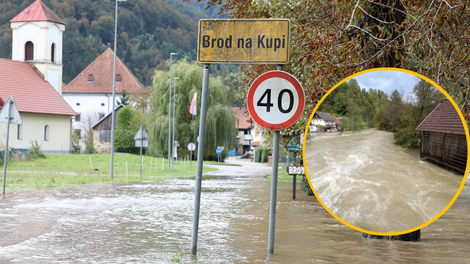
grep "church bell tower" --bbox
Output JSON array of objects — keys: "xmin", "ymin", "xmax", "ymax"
[{"xmin": 10, "ymin": 0, "xmax": 65, "ymax": 94}]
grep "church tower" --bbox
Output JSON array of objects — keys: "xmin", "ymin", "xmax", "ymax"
[{"xmin": 10, "ymin": 0, "xmax": 65, "ymax": 94}]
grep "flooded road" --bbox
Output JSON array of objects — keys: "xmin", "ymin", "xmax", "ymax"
[
  {"xmin": 304, "ymin": 129, "xmax": 465, "ymax": 233},
  {"xmin": 0, "ymin": 159, "xmax": 470, "ymax": 263}
]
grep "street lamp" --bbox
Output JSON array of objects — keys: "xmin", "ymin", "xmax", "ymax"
[
  {"xmin": 110, "ymin": 0, "xmax": 127, "ymax": 179},
  {"xmin": 168, "ymin": 52, "xmax": 177, "ymax": 169},
  {"xmin": 172, "ymin": 77, "xmax": 180, "ymax": 163}
]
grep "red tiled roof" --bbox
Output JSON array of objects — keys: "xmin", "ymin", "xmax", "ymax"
[
  {"xmin": 63, "ymin": 49, "xmax": 144, "ymax": 94},
  {"xmin": 10, "ymin": 0, "xmax": 65, "ymax": 25},
  {"xmin": 0, "ymin": 59, "xmax": 76, "ymax": 116},
  {"xmin": 232, "ymin": 107, "xmax": 252, "ymax": 129},
  {"xmin": 332, "ymin": 115, "xmax": 342, "ymax": 124},
  {"xmin": 416, "ymin": 100, "xmax": 465, "ymax": 135}
]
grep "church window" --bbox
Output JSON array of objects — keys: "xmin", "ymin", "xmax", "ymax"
[
  {"xmin": 51, "ymin": 43, "xmax": 55, "ymax": 62},
  {"xmin": 17, "ymin": 124, "xmax": 22, "ymax": 140},
  {"xmin": 25, "ymin": 41, "xmax": 34, "ymax": 61},
  {"xmin": 88, "ymin": 74, "xmax": 94, "ymax": 83},
  {"xmin": 44, "ymin": 125, "xmax": 50, "ymax": 141},
  {"xmin": 116, "ymin": 74, "xmax": 122, "ymax": 83}
]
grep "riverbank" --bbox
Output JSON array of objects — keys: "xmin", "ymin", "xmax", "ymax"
[
  {"xmin": 305, "ymin": 129, "xmax": 465, "ymax": 233},
  {"xmin": 1, "ymin": 153, "xmax": 217, "ymax": 193}
]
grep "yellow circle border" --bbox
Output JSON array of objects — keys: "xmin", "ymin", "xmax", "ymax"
[{"xmin": 302, "ymin": 67, "xmax": 470, "ymax": 236}]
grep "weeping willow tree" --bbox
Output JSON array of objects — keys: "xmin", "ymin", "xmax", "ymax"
[{"xmin": 148, "ymin": 59, "xmax": 237, "ymax": 161}]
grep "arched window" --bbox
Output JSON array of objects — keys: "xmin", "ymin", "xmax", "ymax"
[
  {"xmin": 51, "ymin": 43, "xmax": 55, "ymax": 62},
  {"xmin": 25, "ymin": 41, "xmax": 34, "ymax": 61},
  {"xmin": 44, "ymin": 125, "xmax": 49, "ymax": 141}
]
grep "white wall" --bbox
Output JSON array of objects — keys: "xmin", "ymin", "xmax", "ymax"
[
  {"xmin": 63, "ymin": 93, "xmax": 122, "ymax": 151},
  {"xmin": 17, "ymin": 23, "xmax": 41, "ymax": 61},
  {"xmin": 0, "ymin": 113, "xmax": 72, "ymax": 153},
  {"xmin": 47, "ymin": 69, "xmax": 60, "ymax": 92},
  {"xmin": 47, "ymin": 24, "xmax": 62, "ymax": 62}
]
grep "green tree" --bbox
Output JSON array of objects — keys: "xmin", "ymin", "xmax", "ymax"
[
  {"xmin": 148, "ymin": 59, "xmax": 237, "ymax": 161},
  {"xmin": 118, "ymin": 89, "xmax": 130, "ymax": 106},
  {"xmin": 115, "ymin": 105, "xmax": 140, "ymax": 153}
]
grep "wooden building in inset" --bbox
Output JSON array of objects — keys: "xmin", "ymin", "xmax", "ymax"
[{"xmin": 415, "ymin": 100, "xmax": 468, "ymax": 173}]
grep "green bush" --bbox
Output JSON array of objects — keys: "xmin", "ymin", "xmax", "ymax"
[
  {"xmin": 85, "ymin": 130, "xmax": 94, "ymax": 154},
  {"xmin": 27, "ymin": 141, "xmax": 46, "ymax": 161},
  {"xmin": 261, "ymin": 147, "xmax": 268, "ymax": 162},
  {"xmin": 254, "ymin": 146, "xmax": 262, "ymax": 162}
]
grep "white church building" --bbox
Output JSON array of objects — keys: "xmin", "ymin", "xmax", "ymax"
[{"xmin": 0, "ymin": 0, "xmax": 76, "ymax": 153}]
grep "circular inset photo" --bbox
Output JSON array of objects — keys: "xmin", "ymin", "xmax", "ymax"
[{"xmin": 302, "ymin": 68, "xmax": 469, "ymax": 235}]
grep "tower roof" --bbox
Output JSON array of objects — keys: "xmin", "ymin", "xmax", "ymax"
[
  {"xmin": 10, "ymin": 0, "xmax": 65, "ymax": 25},
  {"xmin": 63, "ymin": 49, "xmax": 144, "ymax": 94}
]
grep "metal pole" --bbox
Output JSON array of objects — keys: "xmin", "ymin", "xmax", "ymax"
[
  {"xmin": 191, "ymin": 64, "xmax": 210, "ymax": 256},
  {"xmin": 268, "ymin": 130, "xmax": 280, "ymax": 254},
  {"xmin": 110, "ymin": 0, "xmax": 124, "ymax": 179},
  {"xmin": 194, "ymin": 115, "xmax": 197, "ymax": 160},
  {"xmin": 293, "ymin": 152, "xmax": 297, "ymax": 200},
  {"xmin": 140, "ymin": 125, "xmax": 143, "ymax": 179},
  {"xmin": 168, "ymin": 53, "xmax": 177, "ymax": 169},
  {"xmin": 268, "ymin": 64, "xmax": 283, "ymax": 255},
  {"xmin": 2, "ymin": 100, "xmax": 11, "ymax": 196},
  {"xmin": 173, "ymin": 77, "xmax": 179, "ymax": 164}
]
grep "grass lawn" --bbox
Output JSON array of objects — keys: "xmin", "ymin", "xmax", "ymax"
[
  {"xmin": 264, "ymin": 163, "xmax": 304, "ymax": 183},
  {"xmin": 1, "ymin": 153, "xmax": 217, "ymax": 193}
]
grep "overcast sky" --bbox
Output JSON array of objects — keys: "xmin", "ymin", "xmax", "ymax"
[{"xmin": 352, "ymin": 70, "xmax": 420, "ymax": 97}]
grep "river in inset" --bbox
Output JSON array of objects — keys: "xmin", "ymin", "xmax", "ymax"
[
  {"xmin": 304, "ymin": 129, "xmax": 465, "ymax": 233},
  {"xmin": 0, "ymin": 174, "xmax": 470, "ymax": 263}
]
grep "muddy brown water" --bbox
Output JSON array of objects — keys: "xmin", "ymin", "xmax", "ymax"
[
  {"xmin": 0, "ymin": 169, "xmax": 469, "ymax": 262},
  {"xmin": 305, "ymin": 129, "xmax": 465, "ymax": 233}
]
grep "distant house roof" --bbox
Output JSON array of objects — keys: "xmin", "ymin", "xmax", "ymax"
[
  {"xmin": 63, "ymin": 48, "xmax": 144, "ymax": 94},
  {"xmin": 92, "ymin": 104, "xmax": 124, "ymax": 130},
  {"xmin": 10, "ymin": 0, "xmax": 65, "ymax": 25},
  {"xmin": 416, "ymin": 100, "xmax": 465, "ymax": 135},
  {"xmin": 332, "ymin": 115, "xmax": 342, "ymax": 124},
  {"xmin": 314, "ymin": 111, "xmax": 336, "ymax": 122},
  {"xmin": 0, "ymin": 59, "xmax": 76, "ymax": 116},
  {"xmin": 232, "ymin": 107, "xmax": 252, "ymax": 130}
]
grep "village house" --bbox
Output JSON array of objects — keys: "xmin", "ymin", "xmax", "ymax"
[
  {"xmin": 309, "ymin": 111, "xmax": 337, "ymax": 132},
  {"xmin": 62, "ymin": 48, "xmax": 144, "ymax": 151},
  {"xmin": 415, "ymin": 100, "xmax": 467, "ymax": 174},
  {"xmin": 0, "ymin": 0, "xmax": 76, "ymax": 153},
  {"xmin": 232, "ymin": 107, "xmax": 263, "ymax": 155}
]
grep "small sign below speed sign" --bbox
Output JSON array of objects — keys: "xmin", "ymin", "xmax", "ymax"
[{"xmin": 247, "ymin": 71, "xmax": 305, "ymax": 130}]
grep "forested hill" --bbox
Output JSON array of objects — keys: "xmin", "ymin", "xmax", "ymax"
[{"xmin": 0, "ymin": 0, "xmax": 220, "ymax": 85}]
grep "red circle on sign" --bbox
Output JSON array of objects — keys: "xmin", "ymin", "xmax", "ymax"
[{"xmin": 247, "ymin": 71, "xmax": 305, "ymax": 131}]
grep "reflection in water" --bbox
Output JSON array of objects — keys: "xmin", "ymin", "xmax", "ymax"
[
  {"xmin": 0, "ymin": 174, "xmax": 469, "ymax": 263},
  {"xmin": 305, "ymin": 129, "xmax": 464, "ymax": 233}
]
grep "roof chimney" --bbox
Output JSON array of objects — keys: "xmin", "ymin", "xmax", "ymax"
[{"xmin": 97, "ymin": 53, "xmax": 100, "ymax": 59}]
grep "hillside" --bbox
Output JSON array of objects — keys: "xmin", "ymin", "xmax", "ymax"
[{"xmin": 0, "ymin": 0, "xmax": 220, "ymax": 86}]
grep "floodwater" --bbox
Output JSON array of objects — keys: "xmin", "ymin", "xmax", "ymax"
[
  {"xmin": 0, "ymin": 171, "xmax": 469, "ymax": 263},
  {"xmin": 304, "ymin": 129, "xmax": 466, "ymax": 233}
]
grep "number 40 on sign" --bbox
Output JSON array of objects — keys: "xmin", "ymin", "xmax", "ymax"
[{"xmin": 247, "ymin": 71, "xmax": 305, "ymax": 131}]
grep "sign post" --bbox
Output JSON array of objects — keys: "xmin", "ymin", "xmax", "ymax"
[
  {"xmin": 247, "ymin": 68, "xmax": 304, "ymax": 255},
  {"xmin": 0, "ymin": 96, "xmax": 22, "ymax": 196},
  {"xmin": 216, "ymin": 146, "xmax": 224, "ymax": 163},
  {"xmin": 286, "ymin": 141, "xmax": 303, "ymax": 200},
  {"xmin": 188, "ymin": 142, "xmax": 196, "ymax": 168},
  {"xmin": 134, "ymin": 125, "xmax": 149, "ymax": 179},
  {"xmin": 192, "ymin": 19, "xmax": 291, "ymax": 256}
]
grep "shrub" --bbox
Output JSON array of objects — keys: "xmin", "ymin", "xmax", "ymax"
[
  {"xmin": 261, "ymin": 146, "xmax": 268, "ymax": 162},
  {"xmin": 27, "ymin": 141, "xmax": 46, "ymax": 160},
  {"xmin": 85, "ymin": 130, "xmax": 94, "ymax": 154},
  {"xmin": 254, "ymin": 146, "xmax": 262, "ymax": 162}
]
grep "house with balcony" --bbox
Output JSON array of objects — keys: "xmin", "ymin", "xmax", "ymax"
[{"xmin": 310, "ymin": 111, "xmax": 337, "ymax": 132}]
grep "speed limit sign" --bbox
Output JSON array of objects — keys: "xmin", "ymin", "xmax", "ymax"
[{"xmin": 247, "ymin": 71, "xmax": 305, "ymax": 130}]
